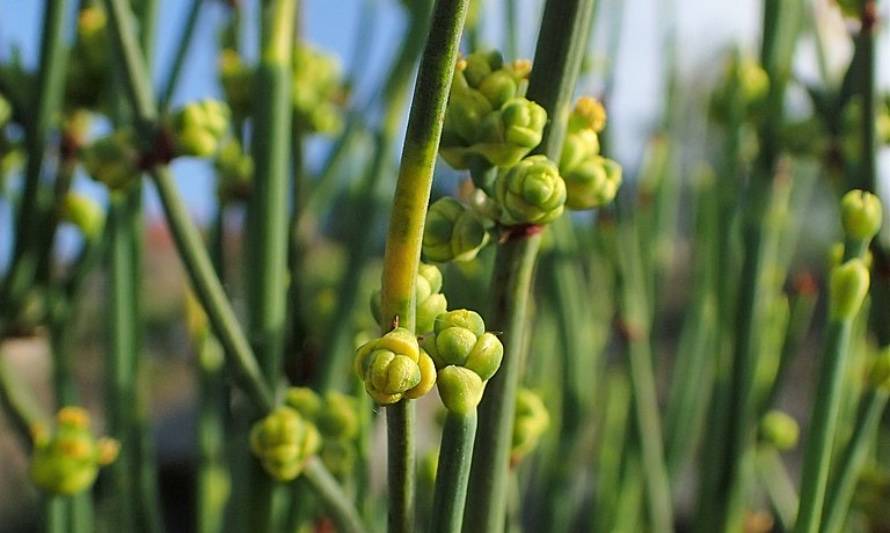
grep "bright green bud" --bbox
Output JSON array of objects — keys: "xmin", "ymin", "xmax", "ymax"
[
  {"xmin": 426, "ymin": 310, "xmax": 503, "ymax": 383},
  {"xmin": 436, "ymin": 366, "xmax": 484, "ymax": 415},
  {"xmin": 29, "ymin": 407, "xmax": 118, "ymax": 495},
  {"xmin": 284, "ymin": 387, "xmax": 322, "ymax": 421},
  {"xmin": 354, "ymin": 328, "xmax": 430, "ymax": 404},
  {"xmin": 760, "ymin": 410, "xmax": 799, "ymax": 451},
  {"xmin": 81, "ymin": 129, "xmax": 141, "ymax": 190},
  {"xmin": 172, "ymin": 99, "xmax": 231, "ymax": 158},
  {"xmin": 61, "ymin": 193, "xmax": 104, "ymax": 240},
  {"xmin": 829, "ymin": 259, "xmax": 870, "ymax": 320},
  {"xmin": 367, "ymin": 352, "xmax": 421, "ymax": 394},
  {"xmin": 472, "ymin": 98, "xmax": 547, "ymax": 167},
  {"xmin": 423, "ymin": 198, "xmax": 491, "ymax": 263},
  {"xmin": 560, "ymin": 129, "xmax": 600, "ymax": 173},
  {"xmin": 317, "ymin": 392, "xmax": 359, "ymax": 441},
  {"xmin": 562, "ymin": 156, "xmax": 622, "ymax": 210},
  {"xmin": 511, "ymin": 388, "xmax": 549, "ymax": 462},
  {"xmin": 434, "ymin": 309, "xmax": 486, "ymax": 337},
  {"xmin": 405, "ymin": 350, "xmax": 438, "ymax": 400},
  {"xmin": 249, "ymin": 406, "xmax": 321, "ymax": 481},
  {"xmin": 868, "ymin": 347, "xmax": 890, "ymax": 390},
  {"xmin": 0, "ymin": 95, "xmax": 10, "ymax": 127},
  {"xmin": 567, "ymin": 97, "xmax": 606, "ymax": 134},
  {"xmin": 371, "ymin": 265, "xmax": 447, "ymax": 333},
  {"xmin": 292, "ymin": 44, "xmax": 344, "ymax": 135},
  {"xmin": 463, "ymin": 332, "xmax": 503, "ymax": 381},
  {"xmin": 218, "ymin": 49, "xmax": 252, "ymax": 119},
  {"xmin": 495, "ymin": 155, "xmax": 566, "ymax": 225},
  {"xmin": 215, "ymin": 138, "xmax": 254, "ymax": 202},
  {"xmin": 840, "ymin": 189, "xmax": 883, "ymax": 242}
]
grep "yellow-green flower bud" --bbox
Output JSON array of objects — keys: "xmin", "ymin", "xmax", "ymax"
[
  {"xmin": 840, "ymin": 189, "xmax": 883, "ymax": 242},
  {"xmin": 559, "ymin": 129, "xmax": 600, "ymax": 174},
  {"xmin": 61, "ymin": 193, "xmax": 104, "ymax": 240},
  {"xmin": 829, "ymin": 259, "xmax": 870, "ymax": 321},
  {"xmin": 171, "ymin": 99, "xmax": 231, "ymax": 158},
  {"xmin": 562, "ymin": 156, "xmax": 622, "ymax": 210},
  {"xmin": 371, "ymin": 265, "xmax": 447, "ymax": 333},
  {"xmin": 292, "ymin": 44, "xmax": 344, "ymax": 135},
  {"xmin": 868, "ymin": 347, "xmax": 890, "ymax": 390},
  {"xmin": 436, "ymin": 366, "xmax": 484, "ymax": 415},
  {"xmin": 218, "ymin": 49, "xmax": 252, "ymax": 119},
  {"xmin": 567, "ymin": 97, "xmax": 606, "ymax": 134},
  {"xmin": 495, "ymin": 155, "xmax": 566, "ymax": 225},
  {"xmin": 405, "ymin": 350, "xmax": 438, "ymax": 399},
  {"xmin": 317, "ymin": 392, "xmax": 359, "ymax": 441},
  {"xmin": 320, "ymin": 440, "xmax": 356, "ymax": 477},
  {"xmin": 284, "ymin": 387, "xmax": 322, "ymax": 421},
  {"xmin": 81, "ymin": 129, "xmax": 140, "ymax": 190},
  {"xmin": 426, "ymin": 310, "xmax": 503, "ymax": 377},
  {"xmin": 354, "ymin": 328, "xmax": 434, "ymax": 404},
  {"xmin": 215, "ymin": 138, "xmax": 254, "ymax": 202},
  {"xmin": 423, "ymin": 198, "xmax": 491, "ymax": 263},
  {"xmin": 472, "ymin": 98, "xmax": 547, "ymax": 168},
  {"xmin": 759, "ymin": 410, "xmax": 799, "ymax": 451},
  {"xmin": 249, "ymin": 406, "xmax": 321, "ymax": 481},
  {"xmin": 0, "ymin": 95, "xmax": 10, "ymax": 128},
  {"xmin": 511, "ymin": 388, "xmax": 549, "ymax": 462},
  {"xmin": 29, "ymin": 407, "xmax": 118, "ymax": 495}
]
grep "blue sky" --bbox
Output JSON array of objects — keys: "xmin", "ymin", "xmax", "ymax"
[{"xmin": 1, "ymin": 0, "xmax": 888, "ymax": 264}]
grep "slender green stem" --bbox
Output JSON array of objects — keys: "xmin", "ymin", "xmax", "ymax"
[
  {"xmin": 302, "ymin": 458, "xmax": 368, "ymax": 533},
  {"xmin": 44, "ymin": 495, "xmax": 67, "ymax": 533},
  {"xmin": 159, "ymin": 0, "xmax": 203, "ymax": 110},
  {"xmin": 378, "ymin": 2, "xmax": 468, "ymax": 531},
  {"xmin": 0, "ymin": 0, "xmax": 70, "ymax": 325},
  {"xmin": 0, "ymin": 351, "xmax": 45, "ymax": 448},
  {"xmin": 196, "ymin": 334, "xmax": 229, "ymax": 533},
  {"xmin": 430, "ymin": 411, "xmax": 477, "ymax": 533},
  {"xmin": 756, "ymin": 447, "xmax": 798, "ymax": 530},
  {"xmin": 820, "ymin": 387, "xmax": 888, "ymax": 533}
]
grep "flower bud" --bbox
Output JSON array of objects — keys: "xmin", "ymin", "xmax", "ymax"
[
  {"xmin": 218, "ymin": 49, "xmax": 252, "ymax": 119},
  {"xmin": 29, "ymin": 407, "xmax": 118, "ymax": 495},
  {"xmin": 354, "ymin": 328, "xmax": 432, "ymax": 404},
  {"xmin": 759, "ymin": 410, "xmax": 799, "ymax": 451},
  {"xmin": 840, "ymin": 189, "xmax": 883, "ymax": 242},
  {"xmin": 423, "ymin": 198, "xmax": 491, "ymax": 263},
  {"xmin": 567, "ymin": 97, "xmax": 606, "ymax": 134},
  {"xmin": 371, "ymin": 265, "xmax": 447, "ymax": 333},
  {"xmin": 495, "ymin": 155, "xmax": 566, "ymax": 225},
  {"xmin": 0, "ymin": 95, "xmax": 10, "ymax": 128},
  {"xmin": 81, "ymin": 129, "xmax": 141, "ymax": 190},
  {"xmin": 249, "ymin": 406, "xmax": 321, "ymax": 481},
  {"xmin": 562, "ymin": 156, "xmax": 622, "ymax": 210},
  {"xmin": 511, "ymin": 388, "xmax": 549, "ymax": 462},
  {"xmin": 436, "ymin": 366, "xmax": 484, "ymax": 415},
  {"xmin": 284, "ymin": 387, "xmax": 322, "ymax": 421},
  {"xmin": 215, "ymin": 138, "xmax": 254, "ymax": 202},
  {"xmin": 61, "ymin": 193, "xmax": 104, "ymax": 240},
  {"xmin": 292, "ymin": 44, "xmax": 344, "ymax": 135},
  {"xmin": 405, "ymin": 350, "xmax": 438, "ymax": 400},
  {"xmin": 472, "ymin": 98, "xmax": 547, "ymax": 168},
  {"xmin": 829, "ymin": 259, "xmax": 870, "ymax": 321},
  {"xmin": 171, "ymin": 99, "xmax": 230, "ymax": 158},
  {"xmin": 320, "ymin": 440, "xmax": 356, "ymax": 477},
  {"xmin": 463, "ymin": 332, "xmax": 504, "ymax": 381},
  {"xmin": 559, "ymin": 129, "xmax": 600, "ymax": 174},
  {"xmin": 317, "ymin": 392, "xmax": 359, "ymax": 441}
]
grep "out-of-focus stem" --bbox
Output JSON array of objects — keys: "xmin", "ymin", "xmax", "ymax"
[
  {"xmin": 430, "ymin": 412, "xmax": 477, "ymax": 533},
  {"xmin": 159, "ymin": 0, "xmax": 203, "ymax": 110},
  {"xmin": 756, "ymin": 447, "xmax": 798, "ymax": 530},
  {"xmin": 302, "ymin": 458, "xmax": 368, "ymax": 533}
]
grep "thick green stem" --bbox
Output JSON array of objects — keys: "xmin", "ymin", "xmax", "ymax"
[
  {"xmin": 302, "ymin": 457, "xmax": 368, "ymax": 533},
  {"xmin": 820, "ymin": 388, "xmax": 888, "ymax": 533},
  {"xmin": 430, "ymin": 411, "xmax": 477, "ymax": 533},
  {"xmin": 378, "ymin": 2, "xmax": 469, "ymax": 531}
]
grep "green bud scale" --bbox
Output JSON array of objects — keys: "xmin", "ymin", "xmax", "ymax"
[
  {"xmin": 249, "ymin": 406, "xmax": 321, "ymax": 481},
  {"xmin": 354, "ymin": 328, "xmax": 437, "ymax": 405},
  {"xmin": 423, "ymin": 197, "xmax": 490, "ymax": 263},
  {"xmin": 495, "ymin": 155, "xmax": 566, "ymax": 225}
]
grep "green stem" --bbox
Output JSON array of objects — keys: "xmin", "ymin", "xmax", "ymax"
[
  {"xmin": 378, "ymin": 2, "xmax": 468, "ymax": 530},
  {"xmin": 793, "ymin": 318, "xmax": 857, "ymax": 533},
  {"xmin": 0, "ymin": 352, "xmax": 45, "ymax": 448},
  {"xmin": 756, "ymin": 447, "xmax": 798, "ymax": 531},
  {"xmin": 44, "ymin": 495, "xmax": 68, "ymax": 533},
  {"xmin": 159, "ymin": 0, "xmax": 203, "ymax": 110},
  {"xmin": 430, "ymin": 411, "xmax": 477, "ymax": 533},
  {"xmin": 302, "ymin": 458, "xmax": 368, "ymax": 533},
  {"xmin": 820, "ymin": 388, "xmax": 888, "ymax": 533},
  {"xmin": 196, "ymin": 335, "xmax": 229, "ymax": 533}
]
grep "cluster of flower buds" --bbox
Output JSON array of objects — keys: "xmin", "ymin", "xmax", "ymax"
[
  {"xmin": 440, "ymin": 50, "xmax": 543, "ymax": 170},
  {"xmin": 81, "ymin": 129, "xmax": 141, "ymax": 190},
  {"xmin": 29, "ymin": 407, "xmax": 119, "ymax": 495},
  {"xmin": 292, "ymin": 44, "xmax": 344, "ymax": 135},
  {"xmin": 284, "ymin": 388, "xmax": 360, "ymax": 477},
  {"xmin": 65, "ymin": 6, "xmax": 109, "ymax": 111},
  {"xmin": 708, "ymin": 54, "xmax": 769, "ymax": 125},
  {"xmin": 759, "ymin": 410, "xmax": 799, "ymax": 451},
  {"xmin": 170, "ymin": 99, "xmax": 231, "ymax": 158},
  {"xmin": 422, "ymin": 197, "xmax": 490, "ymax": 263},
  {"xmin": 495, "ymin": 155, "xmax": 566, "ymax": 225},
  {"xmin": 218, "ymin": 49, "xmax": 252, "ymax": 120},
  {"xmin": 354, "ymin": 328, "xmax": 437, "ymax": 405},
  {"xmin": 61, "ymin": 193, "xmax": 104, "ymax": 241},
  {"xmin": 249, "ymin": 406, "xmax": 321, "ymax": 481},
  {"xmin": 372, "ymin": 263, "xmax": 447, "ymax": 334},
  {"xmin": 214, "ymin": 138, "xmax": 253, "ymax": 203},
  {"xmin": 829, "ymin": 190, "xmax": 882, "ymax": 321},
  {"xmin": 423, "ymin": 310, "xmax": 503, "ymax": 415},
  {"xmin": 558, "ymin": 97, "xmax": 622, "ymax": 210},
  {"xmin": 511, "ymin": 388, "xmax": 549, "ymax": 463}
]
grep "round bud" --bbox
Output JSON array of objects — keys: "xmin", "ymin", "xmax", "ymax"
[
  {"xmin": 511, "ymin": 388, "xmax": 549, "ymax": 462},
  {"xmin": 284, "ymin": 387, "xmax": 322, "ymax": 421},
  {"xmin": 81, "ymin": 129, "xmax": 141, "ymax": 190},
  {"xmin": 405, "ymin": 350, "xmax": 438, "ymax": 400},
  {"xmin": 567, "ymin": 97, "xmax": 606, "ymax": 134},
  {"xmin": 249, "ymin": 407, "xmax": 320, "ymax": 481},
  {"xmin": 436, "ymin": 366, "xmax": 484, "ymax": 415},
  {"xmin": 559, "ymin": 129, "xmax": 600, "ymax": 174},
  {"xmin": 317, "ymin": 392, "xmax": 359, "ymax": 441},
  {"xmin": 172, "ymin": 99, "xmax": 231, "ymax": 158},
  {"xmin": 61, "ymin": 193, "xmax": 104, "ymax": 240},
  {"xmin": 759, "ymin": 410, "xmax": 799, "ymax": 451},
  {"xmin": 473, "ymin": 97, "xmax": 547, "ymax": 168},
  {"xmin": 829, "ymin": 259, "xmax": 870, "ymax": 320},
  {"xmin": 423, "ymin": 198, "xmax": 490, "ymax": 263},
  {"xmin": 434, "ymin": 309, "xmax": 486, "ymax": 337},
  {"xmin": 366, "ymin": 352, "xmax": 421, "ymax": 397},
  {"xmin": 463, "ymin": 332, "xmax": 503, "ymax": 381},
  {"xmin": 292, "ymin": 44, "xmax": 344, "ymax": 135},
  {"xmin": 417, "ymin": 293, "xmax": 448, "ymax": 335},
  {"xmin": 840, "ymin": 189, "xmax": 883, "ymax": 242},
  {"xmin": 495, "ymin": 155, "xmax": 566, "ymax": 225},
  {"xmin": 868, "ymin": 347, "xmax": 890, "ymax": 391},
  {"xmin": 563, "ymin": 156, "xmax": 622, "ymax": 210},
  {"xmin": 0, "ymin": 95, "xmax": 10, "ymax": 128},
  {"xmin": 321, "ymin": 440, "xmax": 356, "ymax": 477}
]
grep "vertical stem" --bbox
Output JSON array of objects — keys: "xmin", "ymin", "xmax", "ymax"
[
  {"xmin": 302, "ymin": 458, "xmax": 367, "ymax": 533},
  {"xmin": 159, "ymin": 0, "xmax": 203, "ymax": 110},
  {"xmin": 430, "ymin": 412, "xmax": 477, "ymax": 533},
  {"xmin": 378, "ymin": 2, "xmax": 469, "ymax": 531}
]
